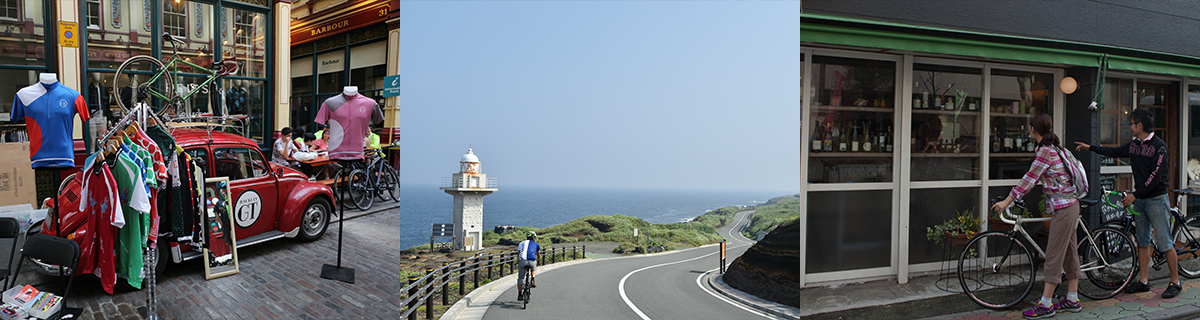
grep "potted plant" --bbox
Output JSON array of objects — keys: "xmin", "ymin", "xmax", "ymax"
[{"xmin": 927, "ymin": 208, "xmax": 981, "ymax": 247}]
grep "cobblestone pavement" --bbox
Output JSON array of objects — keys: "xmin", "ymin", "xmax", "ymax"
[
  {"xmin": 942, "ymin": 279, "xmax": 1200, "ymax": 320},
  {"xmin": 7, "ymin": 203, "xmax": 410, "ymax": 320}
]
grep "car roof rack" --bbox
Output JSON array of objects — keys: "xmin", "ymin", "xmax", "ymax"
[{"xmin": 166, "ymin": 114, "xmax": 250, "ymax": 141}]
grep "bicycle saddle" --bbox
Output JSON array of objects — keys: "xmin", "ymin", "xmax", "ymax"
[
  {"xmin": 1078, "ymin": 198, "xmax": 1100, "ymax": 206},
  {"xmin": 161, "ymin": 32, "xmax": 186, "ymax": 45}
]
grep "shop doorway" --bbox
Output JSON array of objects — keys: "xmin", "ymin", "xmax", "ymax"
[{"xmin": 1136, "ymin": 81, "xmax": 1179, "ymax": 191}]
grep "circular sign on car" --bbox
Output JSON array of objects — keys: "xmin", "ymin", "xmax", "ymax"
[{"xmin": 235, "ymin": 190, "xmax": 262, "ymax": 228}]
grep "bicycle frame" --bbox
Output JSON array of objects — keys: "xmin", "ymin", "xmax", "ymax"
[
  {"xmin": 143, "ymin": 57, "xmax": 220, "ymax": 103},
  {"xmin": 995, "ymin": 201, "xmax": 1114, "ymax": 274},
  {"xmin": 1101, "ymin": 190, "xmax": 1200, "ymax": 261}
]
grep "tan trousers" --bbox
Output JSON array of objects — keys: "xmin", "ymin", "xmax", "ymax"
[{"xmin": 1044, "ymin": 202, "xmax": 1082, "ymax": 284}]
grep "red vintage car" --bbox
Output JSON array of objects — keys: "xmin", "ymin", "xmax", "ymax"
[{"xmin": 30, "ymin": 127, "xmax": 336, "ymax": 277}]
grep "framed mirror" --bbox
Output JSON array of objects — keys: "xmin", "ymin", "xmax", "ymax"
[{"xmin": 203, "ymin": 177, "xmax": 239, "ymax": 280}]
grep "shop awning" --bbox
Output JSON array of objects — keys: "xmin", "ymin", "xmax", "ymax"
[{"xmin": 802, "ymin": 13, "xmax": 1200, "ymax": 78}]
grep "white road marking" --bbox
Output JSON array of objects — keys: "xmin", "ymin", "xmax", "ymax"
[
  {"xmin": 618, "ymin": 211, "xmax": 753, "ymax": 320},
  {"xmin": 696, "ymin": 267, "xmax": 778, "ymax": 319}
]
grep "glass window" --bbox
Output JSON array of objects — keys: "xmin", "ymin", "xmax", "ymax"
[
  {"xmin": 807, "ymin": 190, "xmax": 892, "ymax": 273},
  {"xmin": 223, "ymin": 9, "xmax": 266, "ymax": 78},
  {"xmin": 186, "ymin": 148, "xmax": 210, "ymax": 176},
  {"xmin": 88, "ymin": 1, "xmax": 153, "ymax": 70},
  {"xmin": 213, "ymin": 147, "xmax": 269, "ymax": 181},
  {"xmin": 0, "ymin": 71, "xmax": 39, "ymax": 116},
  {"xmin": 988, "ymin": 69, "xmax": 1054, "ymax": 179},
  {"xmin": 163, "ymin": 0, "xmax": 187, "ymax": 38},
  {"xmin": 86, "ymin": 0, "xmax": 101, "ymax": 29},
  {"xmin": 807, "ymin": 56, "xmax": 896, "ymax": 183},
  {"xmin": 0, "ymin": 0, "xmax": 17, "ymax": 20},
  {"xmin": 174, "ymin": 76, "xmax": 214, "ymax": 117},
  {"xmin": 1099, "ymin": 79, "xmax": 1134, "ymax": 167},
  {"xmin": 910, "ymin": 188, "xmax": 979, "ymax": 264},
  {"xmin": 223, "ymin": 79, "xmax": 268, "ymax": 144},
  {"xmin": 1187, "ymin": 85, "xmax": 1200, "ymax": 213},
  {"xmin": 316, "ymin": 51, "xmax": 344, "ymax": 94},
  {"xmin": 910, "ymin": 64, "xmax": 983, "ymax": 181}
]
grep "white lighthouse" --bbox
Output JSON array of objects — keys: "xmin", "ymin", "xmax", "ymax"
[{"xmin": 441, "ymin": 148, "xmax": 497, "ymax": 251}]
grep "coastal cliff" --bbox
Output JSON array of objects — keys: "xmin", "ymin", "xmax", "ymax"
[{"xmin": 723, "ymin": 218, "xmax": 800, "ymax": 308}]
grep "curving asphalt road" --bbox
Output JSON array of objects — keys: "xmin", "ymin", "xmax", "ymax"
[{"xmin": 481, "ymin": 210, "xmax": 773, "ymax": 320}]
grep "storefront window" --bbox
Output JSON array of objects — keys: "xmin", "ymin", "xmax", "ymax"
[
  {"xmin": 163, "ymin": 0, "xmax": 187, "ymax": 38},
  {"xmin": 223, "ymin": 78, "xmax": 266, "ymax": 142},
  {"xmin": 807, "ymin": 190, "xmax": 892, "ymax": 273},
  {"xmin": 223, "ymin": 8, "xmax": 266, "ymax": 79},
  {"xmin": 988, "ymin": 69, "xmax": 1054, "ymax": 179},
  {"xmin": 1187, "ymin": 85, "xmax": 1200, "ymax": 213},
  {"xmin": 807, "ymin": 56, "xmax": 896, "ymax": 183},
  {"xmin": 911, "ymin": 64, "xmax": 982, "ymax": 181},
  {"xmin": 910, "ymin": 188, "xmax": 979, "ymax": 264}
]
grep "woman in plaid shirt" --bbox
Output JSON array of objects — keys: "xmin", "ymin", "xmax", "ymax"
[{"xmin": 990, "ymin": 114, "xmax": 1082, "ymax": 319}]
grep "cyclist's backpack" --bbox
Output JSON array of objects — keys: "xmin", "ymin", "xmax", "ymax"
[{"xmin": 1052, "ymin": 146, "xmax": 1089, "ymax": 200}]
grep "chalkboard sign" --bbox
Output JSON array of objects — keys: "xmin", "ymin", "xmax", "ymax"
[
  {"xmin": 1100, "ymin": 156, "xmax": 1116, "ymax": 166},
  {"xmin": 1098, "ymin": 174, "xmax": 1121, "ymax": 224}
]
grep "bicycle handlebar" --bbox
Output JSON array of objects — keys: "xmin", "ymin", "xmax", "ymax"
[{"xmin": 990, "ymin": 196, "xmax": 1025, "ymax": 224}]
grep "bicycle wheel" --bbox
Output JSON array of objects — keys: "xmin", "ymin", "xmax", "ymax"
[
  {"xmin": 113, "ymin": 55, "xmax": 176, "ymax": 116},
  {"xmin": 958, "ymin": 231, "xmax": 1035, "ymax": 310},
  {"xmin": 1078, "ymin": 227, "xmax": 1137, "ymax": 300},
  {"xmin": 378, "ymin": 165, "xmax": 400, "ymax": 202},
  {"xmin": 348, "ymin": 169, "xmax": 373, "ymax": 211},
  {"xmin": 1175, "ymin": 214, "xmax": 1200, "ymax": 278}
]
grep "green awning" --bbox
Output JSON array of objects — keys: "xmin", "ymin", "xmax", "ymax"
[{"xmin": 802, "ymin": 13, "xmax": 1200, "ymax": 78}]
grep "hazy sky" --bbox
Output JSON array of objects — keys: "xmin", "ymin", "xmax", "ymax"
[{"xmin": 399, "ymin": 1, "xmax": 801, "ymax": 192}]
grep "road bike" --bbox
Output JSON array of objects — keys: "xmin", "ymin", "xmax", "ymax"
[
  {"xmin": 958, "ymin": 197, "xmax": 1137, "ymax": 309},
  {"xmin": 521, "ymin": 265, "xmax": 533, "ymax": 309},
  {"xmin": 330, "ymin": 161, "xmax": 371, "ymax": 211},
  {"xmin": 1097, "ymin": 189, "xmax": 1200, "ymax": 278},
  {"xmin": 113, "ymin": 32, "xmax": 244, "ymax": 118}
]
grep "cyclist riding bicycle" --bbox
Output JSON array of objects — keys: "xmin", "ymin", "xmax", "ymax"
[{"xmin": 517, "ymin": 231, "xmax": 540, "ymax": 301}]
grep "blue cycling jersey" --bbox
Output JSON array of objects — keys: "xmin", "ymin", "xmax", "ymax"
[{"xmin": 518, "ymin": 240, "xmax": 540, "ymax": 261}]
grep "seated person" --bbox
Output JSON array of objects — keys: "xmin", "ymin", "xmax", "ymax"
[{"xmin": 309, "ymin": 131, "xmax": 328, "ymax": 153}]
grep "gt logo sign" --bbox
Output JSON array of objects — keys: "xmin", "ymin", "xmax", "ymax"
[{"xmin": 235, "ymin": 190, "xmax": 262, "ymax": 228}]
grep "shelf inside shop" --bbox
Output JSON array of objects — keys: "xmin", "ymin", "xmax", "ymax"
[
  {"xmin": 812, "ymin": 105, "xmax": 895, "ymax": 113},
  {"xmin": 912, "ymin": 109, "xmax": 980, "ymax": 116},
  {"xmin": 989, "ymin": 113, "xmax": 1034, "ymax": 118},
  {"xmin": 988, "ymin": 153, "xmax": 1036, "ymax": 157},
  {"xmin": 809, "ymin": 152, "xmax": 893, "ymax": 157},
  {"xmin": 912, "ymin": 153, "xmax": 981, "ymax": 158}
]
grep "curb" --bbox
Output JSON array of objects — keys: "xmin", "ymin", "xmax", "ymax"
[
  {"xmin": 704, "ymin": 272, "xmax": 803, "ymax": 320},
  {"xmin": 440, "ymin": 258, "xmax": 596, "ymax": 320},
  {"xmin": 1121, "ymin": 302, "xmax": 1200, "ymax": 320}
]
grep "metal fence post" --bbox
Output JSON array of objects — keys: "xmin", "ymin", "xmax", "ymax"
[
  {"xmin": 473, "ymin": 256, "xmax": 480, "ymax": 289},
  {"xmin": 487, "ymin": 255, "xmax": 493, "ymax": 280},
  {"xmin": 458, "ymin": 258, "xmax": 466, "ymax": 296},
  {"xmin": 407, "ymin": 276, "xmax": 419, "ymax": 320},
  {"xmin": 573, "ymin": 245, "xmax": 577, "ymax": 260},
  {"xmin": 426, "ymin": 268, "xmax": 434, "ymax": 319},
  {"xmin": 441, "ymin": 262, "xmax": 449, "ymax": 306}
]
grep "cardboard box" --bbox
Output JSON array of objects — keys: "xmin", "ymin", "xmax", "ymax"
[{"xmin": 0, "ymin": 143, "xmax": 36, "ymax": 208}]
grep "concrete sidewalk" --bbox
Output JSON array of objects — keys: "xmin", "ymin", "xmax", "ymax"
[{"xmin": 794, "ymin": 267, "xmax": 1200, "ymax": 320}]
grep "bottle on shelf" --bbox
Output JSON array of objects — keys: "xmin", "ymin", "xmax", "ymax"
[
  {"xmin": 1014, "ymin": 125, "xmax": 1025, "ymax": 153},
  {"xmin": 862, "ymin": 121, "xmax": 873, "ymax": 152},
  {"xmin": 811, "ymin": 121, "xmax": 822, "ymax": 153},
  {"xmin": 1026, "ymin": 126, "xmax": 1036, "ymax": 152},
  {"xmin": 1003, "ymin": 125, "xmax": 1014, "ymax": 153},
  {"xmin": 823, "ymin": 122, "xmax": 833, "ymax": 152},
  {"xmin": 991, "ymin": 125, "xmax": 1002, "ymax": 153},
  {"xmin": 885, "ymin": 125, "xmax": 893, "ymax": 152},
  {"xmin": 851, "ymin": 126, "xmax": 860, "ymax": 152}
]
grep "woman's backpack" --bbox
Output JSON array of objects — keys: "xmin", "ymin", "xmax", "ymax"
[{"xmin": 1052, "ymin": 146, "xmax": 1089, "ymax": 199}]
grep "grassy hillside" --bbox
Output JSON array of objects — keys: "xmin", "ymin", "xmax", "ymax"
[
  {"xmin": 743, "ymin": 193, "xmax": 801, "ymax": 239},
  {"xmin": 481, "ymin": 206, "xmax": 748, "ymax": 252}
]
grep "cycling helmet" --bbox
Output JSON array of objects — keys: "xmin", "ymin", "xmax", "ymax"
[{"xmin": 527, "ymin": 231, "xmax": 537, "ymax": 240}]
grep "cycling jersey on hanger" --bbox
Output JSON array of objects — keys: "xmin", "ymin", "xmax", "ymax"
[
  {"xmin": 10, "ymin": 81, "xmax": 89, "ymax": 168},
  {"xmin": 314, "ymin": 93, "xmax": 383, "ymax": 160}
]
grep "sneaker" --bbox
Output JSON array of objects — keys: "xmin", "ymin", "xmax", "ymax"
[
  {"xmin": 1053, "ymin": 296, "xmax": 1082, "ymax": 313},
  {"xmin": 531, "ymin": 279, "xmax": 537, "ymax": 288},
  {"xmin": 1125, "ymin": 281, "xmax": 1151, "ymax": 293},
  {"xmin": 1164, "ymin": 282, "xmax": 1183, "ymax": 299},
  {"xmin": 517, "ymin": 294, "xmax": 523, "ymax": 301},
  {"xmin": 1023, "ymin": 302, "xmax": 1056, "ymax": 319}
]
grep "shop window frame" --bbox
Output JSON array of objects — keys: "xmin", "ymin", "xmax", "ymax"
[
  {"xmin": 289, "ymin": 36, "xmax": 388, "ymax": 133},
  {"xmin": 0, "ymin": 0, "xmax": 55, "ymax": 122},
  {"xmin": 799, "ymin": 47, "xmax": 1067, "ymax": 286}
]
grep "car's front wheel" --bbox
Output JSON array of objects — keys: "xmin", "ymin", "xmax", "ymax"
[{"xmin": 297, "ymin": 197, "xmax": 331, "ymax": 242}]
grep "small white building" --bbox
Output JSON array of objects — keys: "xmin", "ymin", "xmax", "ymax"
[{"xmin": 441, "ymin": 148, "xmax": 497, "ymax": 251}]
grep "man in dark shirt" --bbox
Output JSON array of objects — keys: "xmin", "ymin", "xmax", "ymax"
[{"xmin": 1075, "ymin": 108, "xmax": 1177, "ymax": 298}]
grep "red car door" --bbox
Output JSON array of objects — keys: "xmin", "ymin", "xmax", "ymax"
[{"xmin": 211, "ymin": 146, "xmax": 279, "ymax": 240}]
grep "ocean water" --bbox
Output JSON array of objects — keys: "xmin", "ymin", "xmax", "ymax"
[{"xmin": 392, "ymin": 184, "xmax": 791, "ymax": 249}]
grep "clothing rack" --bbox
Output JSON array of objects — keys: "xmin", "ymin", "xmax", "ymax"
[{"xmin": 90, "ymin": 101, "xmax": 164, "ymax": 319}]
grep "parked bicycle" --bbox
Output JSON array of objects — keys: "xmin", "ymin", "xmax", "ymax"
[
  {"xmin": 365, "ymin": 148, "xmax": 400, "ymax": 202},
  {"xmin": 958, "ymin": 197, "xmax": 1137, "ymax": 309},
  {"xmin": 1097, "ymin": 188, "xmax": 1200, "ymax": 278},
  {"xmin": 113, "ymin": 32, "xmax": 244, "ymax": 118},
  {"xmin": 328, "ymin": 148, "xmax": 400, "ymax": 211}
]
